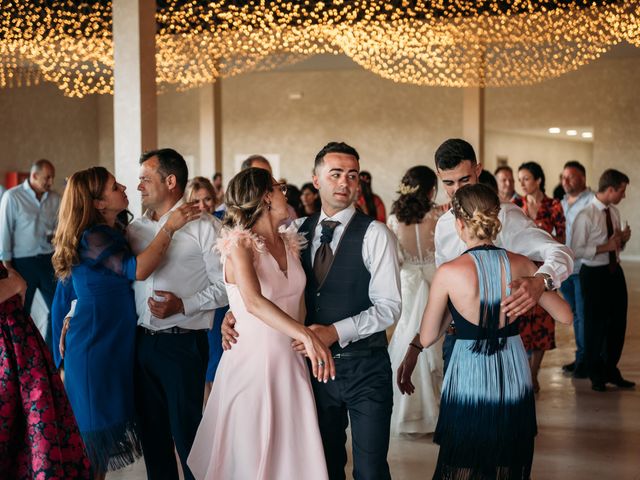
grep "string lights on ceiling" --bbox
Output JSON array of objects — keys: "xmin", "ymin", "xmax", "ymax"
[{"xmin": 0, "ymin": 1, "xmax": 638, "ymax": 98}]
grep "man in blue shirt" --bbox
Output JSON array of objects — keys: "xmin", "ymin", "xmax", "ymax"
[
  {"xmin": 559, "ymin": 160, "xmax": 595, "ymax": 378},
  {"xmin": 0, "ymin": 159, "xmax": 60, "ymax": 348}
]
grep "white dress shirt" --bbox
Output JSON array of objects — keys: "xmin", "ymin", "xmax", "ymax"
[
  {"xmin": 434, "ymin": 202, "xmax": 574, "ymax": 287},
  {"xmin": 127, "ymin": 201, "xmax": 228, "ymax": 331},
  {"xmin": 561, "ymin": 188, "xmax": 595, "ymax": 273},
  {"xmin": 294, "ymin": 205, "xmax": 402, "ymax": 348},
  {"xmin": 0, "ymin": 180, "xmax": 60, "ymax": 260},
  {"xmin": 569, "ymin": 196, "xmax": 622, "ymax": 267}
]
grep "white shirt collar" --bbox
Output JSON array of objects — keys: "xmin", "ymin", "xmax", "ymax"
[
  {"xmin": 318, "ymin": 204, "xmax": 357, "ymax": 226},
  {"xmin": 592, "ymin": 196, "xmax": 607, "ymax": 211}
]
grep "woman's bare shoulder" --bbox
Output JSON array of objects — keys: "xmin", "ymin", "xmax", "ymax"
[{"xmin": 438, "ymin": 254, "xmax": 476, "ymax": 278}]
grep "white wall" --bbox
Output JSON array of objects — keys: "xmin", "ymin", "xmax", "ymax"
[
  {"xmin": 220, "ymin": 69, "xmax": 462, "ymax": 208},
  {"xmin": 0, "ymin": 83, "xmax": 99, "ymax": 191},
  {"xmin": 485, "ymin": 131, "xmax": 594, "ymax": 197}
]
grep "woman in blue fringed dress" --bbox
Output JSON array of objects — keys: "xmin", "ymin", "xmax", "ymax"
[
  {"xmin": 52, "ymin": 167, "xmax": 198, "ymax": 478},
  {"xmin": 397, "ymin": 184, "xmax": 572, "ymax": 479}
]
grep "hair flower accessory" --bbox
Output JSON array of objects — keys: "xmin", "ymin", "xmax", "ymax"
[{"xmin": 399, "ymin": 183, "xmax": 420, "ymax": 195}]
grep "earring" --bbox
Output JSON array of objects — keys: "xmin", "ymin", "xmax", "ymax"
[{"xmin": 267, "ymin": 202, "xmax": 272, "ymax": 211}]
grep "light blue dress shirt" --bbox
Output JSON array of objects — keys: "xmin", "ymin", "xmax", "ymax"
[
  {"xmin": 0, "ymin": 180, "xmax": 61, "ymax": 260},
  {"xmin": 561, "ymin": 188, "xmax": 595, "ymax": 273}
]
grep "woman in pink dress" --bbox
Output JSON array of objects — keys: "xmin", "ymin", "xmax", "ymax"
[{"xmin": 188, "ymin": 167, "xmax": 333, "ymax": 480}]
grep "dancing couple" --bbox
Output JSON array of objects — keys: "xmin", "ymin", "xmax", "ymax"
[{"xmin": 189, "ymin": 141, "xmax": 402, "ymax": 480}]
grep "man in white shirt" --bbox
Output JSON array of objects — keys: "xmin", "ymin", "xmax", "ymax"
[
  {"xmin": 430, "ymin": 139, "xmax": 574, "ymax": 371},
  {"xmin": 494, "ymin": 165, "xmax": 521, "ymax": 203},
  {"xmin": 127, "ymin": 148, "xmax": 228, "ymax": 480},
  {"xmin": 559, "ymin": 160, "xmax": 595, "ymax": 378},
  {"xmin": 570, "ymin": 169, "xmax": 634, "ymax": 392},
  {"xmin": 223, "ymin": 142, "xmax": 401, "ymax": 480},
  {"xmin": 0, "ymin": 159, "xmax": 60, "ymax": 348}
]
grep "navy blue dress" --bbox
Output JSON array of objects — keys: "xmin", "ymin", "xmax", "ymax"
[
  {"xmin": 433, "ymin": 246, "xmax": 536, "ymax": 480},
  {"xmin": 52, "ymin": 225, "xmax": 141, "ymax": 473},
  {"xmin": 206, "ymin": 209, "xmax": 228, "ymax": 382}
]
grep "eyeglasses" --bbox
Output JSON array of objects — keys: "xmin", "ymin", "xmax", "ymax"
[{"xmin": 273, "ymin": 182, "xmax": 288, "ymax": 195}]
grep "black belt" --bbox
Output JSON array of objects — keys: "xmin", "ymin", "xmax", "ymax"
[
  {"xmin": 332, "ymin": 348, "xmax": 386, "ymax": 359},
  {"xmin": 139, "ymin": 326, "xmax": 205, "ymax": 335}
]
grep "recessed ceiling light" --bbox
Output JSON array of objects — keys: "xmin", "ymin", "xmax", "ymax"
[
  {"xmin": 566, "ymin": 130, "xmax": 577, "ymax": 136},
  {"xmin": 548, "ymin": 127, "xmax": 561, "ymax": 134},
  {"xmin": 581, "ymin": 132, "xmax": 593, "ymax": 139}
]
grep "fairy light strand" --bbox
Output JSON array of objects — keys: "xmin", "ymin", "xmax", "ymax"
[{"xmin": 0, "ymin": 1, "xmax": 638, "ymax": 97}]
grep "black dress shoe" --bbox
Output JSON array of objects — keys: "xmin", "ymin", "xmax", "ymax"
[
  {"xmin": 591, "ymin": 382, "xmax": 607, "ymax": 392},
  {"xmin": 573, "ymin": 363, "xmax": 589, "ymax": 379},
  {"xmin": 607, "ymin": 377, "xmax": 636, "ymax": 389},
  {"xmin": 562, "ymin": 362, "xmax": 576, "ymax": 373}
]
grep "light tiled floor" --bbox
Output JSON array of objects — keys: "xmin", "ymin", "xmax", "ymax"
[{"xmin": 111, "ymin": 262, "xmax": 640, "ymax": 480}]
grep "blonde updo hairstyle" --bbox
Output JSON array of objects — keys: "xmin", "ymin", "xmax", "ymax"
[
  {"xmin": 223, "ymin": 167, "xmax": 274, "ymax": 229},
  {"xmin": 452, "ymin": 184, "xmax": 502, "ymax": 241}
]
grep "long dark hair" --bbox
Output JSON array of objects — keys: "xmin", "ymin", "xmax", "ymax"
[
  {"xmin": 359, "ymin": 171, "xmax": 377, "ymax": 220},
  {"xmin": 300, "ymin": 182, "xmax": 321, "ymax": 215},
  {"xmin": 391, "ymin": 166, "xmax": 437, "ymax": 224},
  {"xmin": 518, "ymin": 161, "xmax": 546, "ymax": 193}
]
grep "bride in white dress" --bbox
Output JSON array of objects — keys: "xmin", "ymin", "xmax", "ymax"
[{"xmin": 387, "ymin": 165, "xmax": 444, "ymax": 435}]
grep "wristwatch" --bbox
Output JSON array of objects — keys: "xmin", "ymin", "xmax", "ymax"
[{"xmin": 535, "ymin": 273, "xmax": 555, "ymax": 291}]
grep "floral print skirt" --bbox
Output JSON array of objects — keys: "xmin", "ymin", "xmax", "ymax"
[
  {"xmin": 0, "ymin": 292, "xmax": 91, "ymax": 479},
  {"xmin": 518, "ymin": 304, "xmax": 556, "ymax": 352}
]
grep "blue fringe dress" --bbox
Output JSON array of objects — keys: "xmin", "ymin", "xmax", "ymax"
[
  {"xmin": 52, "ymin": 225, "xmax": 141, "ymax": 473},
  {"xmin": 433, "ymin": 246, "xmax": 537, "ymax": 480}
]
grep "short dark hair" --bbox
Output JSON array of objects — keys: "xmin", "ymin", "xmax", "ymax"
[
  {"xmin": 563, "ymin": 160, "xmax": 586, "ymax": 176},
  {"xmin": 598, "ymin": 169, "xmax": 629, "ymax": 192},
  {"xmin": 139, "ymin": 148, "xmax": 189, "ymax": 192},
  {"xmin": 479, "ymin": 170, "xmax": 498, "ymax": 193},
  {"xmin": 494, "ymin": 165, "xmax": 513, "ymax": 176},
  {"xmin": 241, "ymin": 155, "xmax": 270, "ymax": 171},
  {"xmin": 518, "ymin": 161, "xmax": 546, "ymax": 193},
  {"xmin": 435, "ymin": 139, "xmax": 477, "ymax": 171},
  {"xmin": 314, "ymin": 142, "xmax": 359, "ymax": 173},
  {"xmin": 213, "ymin": 172, "xmax": 222, "ymax": 181}
]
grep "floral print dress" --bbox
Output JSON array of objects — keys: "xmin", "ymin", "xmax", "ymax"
[
  {"xmin": 0, "ymin": 265, "xmax": 91, "ymax": 479},
  {"xmin": 514, "ymin": 195, "xmax": 566, "ymax": 351}
]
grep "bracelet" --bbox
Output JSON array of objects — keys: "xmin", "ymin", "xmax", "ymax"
[
  {"xmin": 409, "ymin": 342, "xmax": 423, "ymax": 352},
  {"xmin": 160, "ymin": 226, "xmax": 173, "ymax": 240}
]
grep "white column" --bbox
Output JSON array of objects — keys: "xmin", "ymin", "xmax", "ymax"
[
  {"xmin": 112, "ymin": 0, "xmax": 157, "ymax": 217},
  {"xmin": 198, "ymin": 80, "xmax": 223, "ymax": 179},
  {"xmin": 462, "ymin": 87, "xmax": 485, "ymax": 165}
]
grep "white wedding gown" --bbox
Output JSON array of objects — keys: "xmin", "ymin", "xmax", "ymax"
[{"xmin": 388, "ymin": 211, "xmax": 444, "ymax": 435}]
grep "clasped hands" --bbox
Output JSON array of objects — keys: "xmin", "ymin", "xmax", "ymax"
[
  {"xmin": 147, "ymin": 290, "xmax": 184, "ymax": 318},
  {"xmin": 221, "ymin": 311, "xmax": 337, "ymax": 382},
  {"xmin": 606, "ymin": 226, "xmax": 631, "ymax": 252}
]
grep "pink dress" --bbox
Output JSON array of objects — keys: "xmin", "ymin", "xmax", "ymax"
[{"xmin": 187, "ymin": 226, "xmax": 329, "ymax": 480}]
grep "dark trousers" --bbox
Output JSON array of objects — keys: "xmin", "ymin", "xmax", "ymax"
[
  {"xmin": 311, "ymin": 349, "xmax": 393, "ymax": 480},
  {"xmin": 13, "ymin": 254, "xmax": 56, "ymax": 349},
  {"xmin": 135, "ymin": 329, "xmax": 208, "ymax": 480},
  {"xmin": 580, "ymin": 264, "xmax": 628, "ymax": 385}
]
